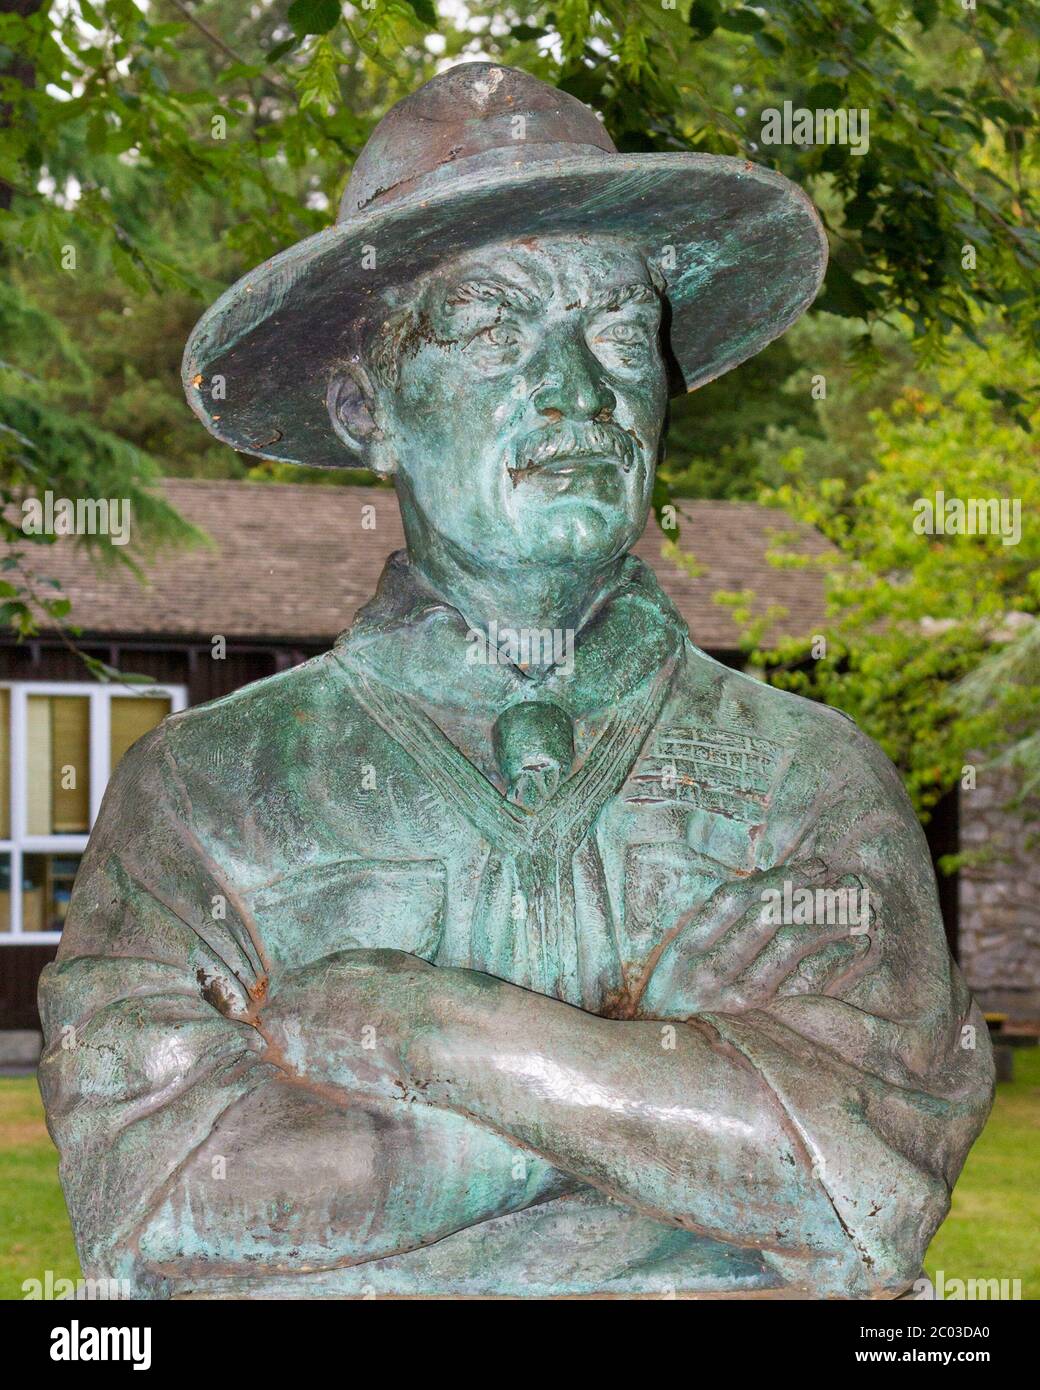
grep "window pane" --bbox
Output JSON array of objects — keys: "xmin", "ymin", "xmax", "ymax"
[
  {"xmin": 26, "ymin": 695, "xmax": 51, "ymax": 836},
  {"xmin": 110, "ymin": 696, "xmax": 171, "ymax": 771},
  {"xmin": 27, "ymin": 695, "xmax": 91, "ymax": 834},
  {"xmin": 0, "ymin": 688, "xmax": 9, "ymax": 839},
  {"xmin": 0, "ymin": 854, "xmax": 10, "ymax": 932},
  {"xmin": 23, "ymin": 853, "xmax": 81, "ymax": 934}
]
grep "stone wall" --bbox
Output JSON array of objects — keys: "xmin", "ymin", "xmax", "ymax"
[{"xmin": 958, "ymin": 770, "xmax": 1040, "ymax": 1022}]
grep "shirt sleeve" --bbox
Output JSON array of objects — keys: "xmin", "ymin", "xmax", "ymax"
[
  {"xmin": 38, "ymin": 724, "xmax": 569, "ymax": 1294},
  {"xmin": 37, "ymin": 725, "xmax": 277, "ymax": 1288},
  {"xmin": 700, "ymin": 719, "xmax": 995, "ymax": 1294}
]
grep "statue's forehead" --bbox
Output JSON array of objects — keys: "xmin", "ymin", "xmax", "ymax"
[{"xmin": 425, "ymin": 235, "xmax": 652, "ymax": 306}]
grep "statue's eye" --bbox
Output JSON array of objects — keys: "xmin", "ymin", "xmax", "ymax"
[
  {"xmin": 479, "ymin": 324, "xmax": 521, "ymax": 348},
  {"xmin": 598, "ymin": 322, "xmax": 646, "ymax": 346}
]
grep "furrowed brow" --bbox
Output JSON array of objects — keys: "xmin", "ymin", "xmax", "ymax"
[
  {"xmin": 586, "ymin": 281, "xmax": 659, "ymax": 314},
  {"xmin": 442, "ymin": 277, "xmax": 540, "ymax": 313}
]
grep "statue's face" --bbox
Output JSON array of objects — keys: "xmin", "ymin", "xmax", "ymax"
[{"xmin": 364, "ymin": 236, "xmax": 667, "ymax": 568}]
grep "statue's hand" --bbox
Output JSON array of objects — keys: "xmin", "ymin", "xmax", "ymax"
[
  {"xmin": 640, "ymin": 864, "xmax": 874, "ymax": 1018},
  {"xmin": 259, "ymin": 949, "xmax": 440, "ymax": 1102}
]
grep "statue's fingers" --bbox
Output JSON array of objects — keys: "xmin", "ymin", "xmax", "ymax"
[
  {"xmin": 694, "ymin": 860, "xmax": 831, "ymax": 961},
  {"xmin": 664, "ymin": 864, "xmax": 851, "ymax": 1000},
  {"xmin": 725, "ymin": 922, "xmax": 857, "ymax": 997},
  {"xmin": 654, "ymin": 890, "xmax": 762, "ymax": 985},
  {"xmin": 695, "ymin": 879, "xmax": 771, "ymax": 942},
  {"xmin": 691, "ymin": 912, "xmax": 785, "ymax": 985},
  {"xmin": 776, "ymin": 937, "xmax": 872, "ymax": 997}
]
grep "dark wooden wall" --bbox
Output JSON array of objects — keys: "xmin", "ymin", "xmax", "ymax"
[
  {"xmin": 0, "ymin": 632, "xmax": 325, "ymax": 706},
  {"xmin": 0, "ymin": 944, "xmax": 58, "ymax": 1031}
]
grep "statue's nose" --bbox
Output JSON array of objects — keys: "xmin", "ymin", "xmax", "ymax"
[{"xmin": 531, "ymin": 333, "xmax": 616, "ymax": 421}]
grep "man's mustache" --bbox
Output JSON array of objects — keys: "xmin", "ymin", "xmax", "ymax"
[{"xmin": 510, "ymin": 420, "xmax": 640, "ymax": 481}]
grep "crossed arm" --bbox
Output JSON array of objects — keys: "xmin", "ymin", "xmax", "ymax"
[
  {"xmin": 249, "ymin": 864, "xmax": 866, "ymax": 1264},
  {"xmin": 43, "ymin": 855, "xmax": 936, "ymax": 1295},
  {"xmin": 122, "ymin": 861, "xmax": 883, "ymax": 1291},
  {"xmin": 41, "ymin": 823, "xmax": 973, "ymax": 1303},
  {"xmin": 254, "ymin": 964, "xmax": 844, "ymax": 1254}
]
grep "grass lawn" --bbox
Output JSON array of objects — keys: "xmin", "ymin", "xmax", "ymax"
[
  {"xmin": 1, "ymin": 1050, "xmax": 1037, "ymax": 1300},
  {"xmin": 0, "ymin": 1075, "xmax": 81, "ymax": 1300},
  {"xmin": 925, "ymin": 1045, "xmax": 1040, "ymax": 1297}
]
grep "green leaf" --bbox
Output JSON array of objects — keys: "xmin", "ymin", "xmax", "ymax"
[
  {"xmin": 265, "ymin": 37, "xmax": 299, "ymax": 63},
  {"xmin": 0, "ymin": 601, "xmax": 30, "ymax": 627},
  {"xmin": 110, "ymin": 244, "xmax": 150, "ymax": 296},
  {"xmin": 297, "ymin": 34, "xmax": 339, "ymax": 112},
  {"xmin": 86, "ymin": 112, "xmax": 108, "ymax": 155},
  {"xmin": 978, "ymin": 98, "xmax": 1032, "ymax": 125},
  {"xmin": 815, "ymin": 262, "xmax": 875, "ymax": 320},
  {"xmin": 287, "ymin": 0, "xmax": 341, "ymax": 38},
  {"xmin": 912, "ymin": 0, "xmax": 939, "ymax": 30},
  {"xmin": 144, "ymin": 23, "xmax": 188, "ymax": 44},
  {"xmin": 753, "ymin": 30, "xmax": 784, "ymax": 58},
  {"xmin": 78, "ymin": 0, "xmax": 104, "ymax": 27},
  {"xmin": 688, "ymin": 0, "xmax": 720, "ymax": 40},
  {"xmin": 843, "ymin": 194, "xmax": 876, "ymax": 231},
  {"xmin": 402, "ymin": 0, "xmax": 438, "ymax": 27},
  {"xmin": 806, "ymin": 81, "xmax": 844, "ymax": 108},
  {"xmin": 718, "ymin": 8, "xmax": 763, "ymax": 34},
  {"xmin": 81, "ymin": 656, "xmax": 156, "ymax": 685},
  {"xmin": 557, "ymin": 68, "xmax": 604, "ymax": 104}
]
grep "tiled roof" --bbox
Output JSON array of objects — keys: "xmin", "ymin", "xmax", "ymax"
[{"xmin": 8, "ymin": 479, "xmax": 834, "ymax": 651}]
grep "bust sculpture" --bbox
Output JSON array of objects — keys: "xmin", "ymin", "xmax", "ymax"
[{"xmin": 39, "ymin": 63, "xmax": 993, "ymax": 1299}]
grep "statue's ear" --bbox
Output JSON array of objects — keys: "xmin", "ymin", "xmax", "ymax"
[{"xmin": 327, "ymin": 364, "xmax": 393, "ymax": 471}]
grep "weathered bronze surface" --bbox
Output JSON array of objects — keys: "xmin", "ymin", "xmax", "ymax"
[{"xmin": 40, "ymin": 63, "xmax": 993, "ymax": 1299}]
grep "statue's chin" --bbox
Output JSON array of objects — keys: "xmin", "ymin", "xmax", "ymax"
[
  {"xmin": 500, "ymin": 469, "xmax": 648, "ymax": 566},
  {"xmin": 506, "ymin": 506, "xmax": 642, "ymax": 568}
]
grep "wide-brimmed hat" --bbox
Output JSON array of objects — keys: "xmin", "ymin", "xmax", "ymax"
[{"xmin": 182, "ymin": 62, "xmax": 827, "ymax": 469}]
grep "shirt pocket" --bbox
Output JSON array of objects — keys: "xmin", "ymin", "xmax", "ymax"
[{"xmin": 250, "ymin": 857, "xmax": 446, "ymax": 971}]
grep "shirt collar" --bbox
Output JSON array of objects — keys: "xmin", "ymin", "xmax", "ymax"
[{"xmin": 336, "ymin": 548, "xmax": 687, "ymax": 722}]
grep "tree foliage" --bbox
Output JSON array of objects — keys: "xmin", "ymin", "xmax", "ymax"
[{"xmin": 724, "ymin": 335, "xmax": 1039, "ymax": 818}]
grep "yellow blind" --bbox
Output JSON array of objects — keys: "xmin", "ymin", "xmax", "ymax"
[
  {"xmin": 110, "ymin": 697, "xmax": 171, "ymax": 772},
  {"xmin": 50, "ymin": 696, "xmax": 91, "ymax": 833},
  {"xmin": 26, "ymin": 696, "xmax": 52, "ymax": 836}
]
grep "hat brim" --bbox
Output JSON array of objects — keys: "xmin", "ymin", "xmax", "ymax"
[{"xmin": 182, "ymin": 152, "xmax": 827, "ymax": 469}]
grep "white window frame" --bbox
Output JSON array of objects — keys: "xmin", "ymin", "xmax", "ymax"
[{"xmin": 0, "ymin": 679, "xmax": 188, "ymax": 942}]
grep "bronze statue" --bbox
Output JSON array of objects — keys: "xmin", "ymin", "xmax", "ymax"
[{"xmin": 39, "ymin": 63, "xmax": 993, "ymax": 1299}]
